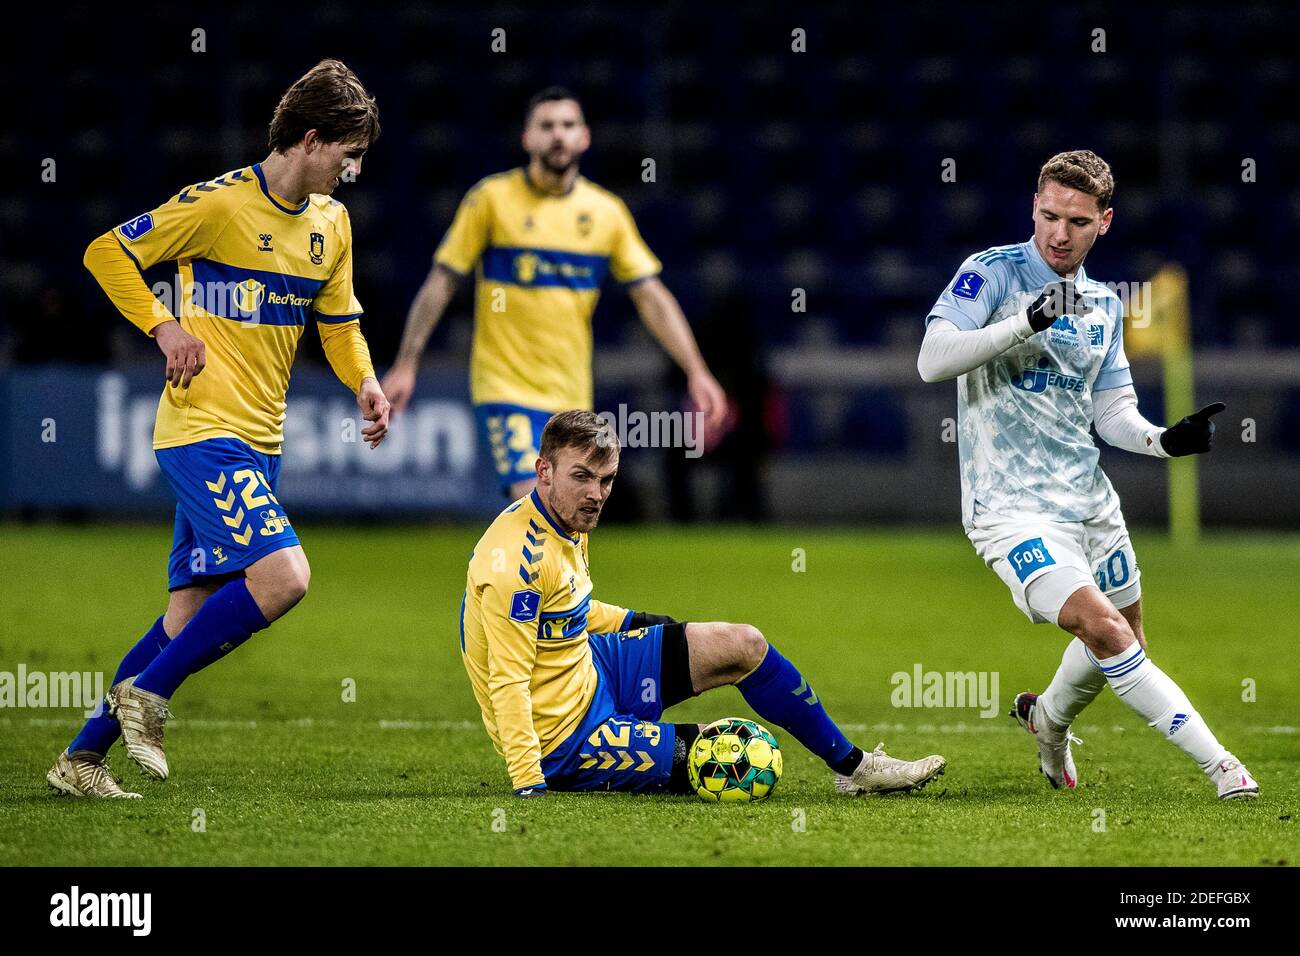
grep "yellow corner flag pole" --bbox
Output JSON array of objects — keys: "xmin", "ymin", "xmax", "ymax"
[{"xmin": 1127, "ymin": 265, "xmax": 1198, "ymax": 545}]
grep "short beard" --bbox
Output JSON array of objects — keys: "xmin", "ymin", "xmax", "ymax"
[
  {"xmin": 540, "ymin": 153, "xmax": 575, "ymax": 177},
  {"xmin": 570, "ymin": 508, "xmax": 599, "ymax": 533}
]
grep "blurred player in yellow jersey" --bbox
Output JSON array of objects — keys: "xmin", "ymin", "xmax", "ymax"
[
  {"xmin": 383, "ymin": 87, "xmax": 728, "ymax": 499},
  {"xmin": 47, "ymin": 60, "xmax": 389, "ymax": 798},
  {"xmin": 462, "ymin": 411, "xmax": 947, "ymax": 797}
]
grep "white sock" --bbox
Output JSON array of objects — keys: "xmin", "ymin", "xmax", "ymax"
[
  {"xmin": 1092, "ymin": 643, "xmax": 1228, "ymax": 773},
  {"xmin": 1037, "ymin": 638, "xmax": 1108, "ymax": 732}
]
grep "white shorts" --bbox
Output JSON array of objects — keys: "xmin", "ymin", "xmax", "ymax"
[{"xmin": 967, "ymin": 502, "xmax": 1142, "ymax": 625}]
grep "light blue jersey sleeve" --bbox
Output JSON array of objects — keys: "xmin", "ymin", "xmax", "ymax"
[
  {"xmin": 1094, "ymin": 295, "xmax": 1134, "ymax": 392},
  {"xmin": 927, "ymin": 255, "xmax": 1013, "ymax": 331}
]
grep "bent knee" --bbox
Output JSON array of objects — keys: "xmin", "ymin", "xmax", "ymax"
[
  {"xmin": 270, "ymin": 556, "xmax": 311, "ymax": 606},
  {"xmin": 286, "ymin": 561, "xmax": 311, "ymax": 603},
  {"xmin": 731, "ymin": 623, "xmax": 768, "ymax": 672},
  {"xmin": 1081, "ymin": 609, "xmax": 1134, "ymax": 657}
]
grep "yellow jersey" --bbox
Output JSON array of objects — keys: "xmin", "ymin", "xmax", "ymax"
[
  {"xmin": 83, "ymin": 163, "xmax": 376, "ymax": 454},
  {"xmin": 460, "ymin": 489, "xmax": 631, "ymax": 789},
  {"xmin": 434, "ymin": 167, "xmax": 661, "ymax": 412}
]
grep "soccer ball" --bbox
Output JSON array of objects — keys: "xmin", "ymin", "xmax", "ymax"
[{"xmin": 687, "ymin": 717, "xmax": 783, "ymax": 802}]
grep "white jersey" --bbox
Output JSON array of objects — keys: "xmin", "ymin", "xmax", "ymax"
[{"xmin": 927, "ymin": 238, "xmax": 1133, "ymax": 529}]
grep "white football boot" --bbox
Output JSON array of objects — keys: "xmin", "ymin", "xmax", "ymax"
[
  {"xmin": 107, "ymin": 676, "xmax": 173, "ymax": 780},
  {"xmin": 47, "ymin": 750, "xmax": 143, "ymax": 799},
  {"xmin": 835, "ymin": 742, "xmax": 946, "ymax": 795},
  {"xmin": 1210, "ymin": 754, "xmax": 1260, "ymax": 800},
  {"xmin": 1010, "ymin": 692, "xmax": 1080, "ymax": 790}
]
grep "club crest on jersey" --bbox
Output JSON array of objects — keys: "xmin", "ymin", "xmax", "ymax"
[
  {"xmin": 309, "ymin": 232, "xmax": 325, "ymax": 265},
  {"xmin": 951, "ymin": 271, "xmax": 986, "ymax": 300},
  {"xmin": 119, "ymin": 214, "xmax": 154, "ymax": 242},
  {"xmin": 1046, "ymin": 315, "xmax": 1081, "ymax": 348},
  {"xmin": 1010, "ymin": 357, "xmax": 1086, "ymax": 394},
  {"xmin": 510, "ymin": 590, "xmax": 540, "ymax": 623},
  {"xmin": 1046, "ymin": 314, "xmax": 1107, "ymax": 352}
]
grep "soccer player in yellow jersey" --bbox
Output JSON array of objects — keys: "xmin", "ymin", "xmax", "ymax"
[
  {"xmin": 462, "ymin": 411, "xmax": 948, "ymax": 797},
  {"xmin": 383, "ymin": 87, "xmax": 728, "ymax": 499},
  {"xmin": 46, "ymin": 60, "xmax": 389, "ymax": 798}
]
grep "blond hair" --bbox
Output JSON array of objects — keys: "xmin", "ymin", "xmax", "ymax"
[
  {"xmin": 1038, "ymin": 150, "xmax": 1114, "ymax": 210},
  {"xmin": 539, "ymin": 410, "xmax": 619, "ymax": 465}
]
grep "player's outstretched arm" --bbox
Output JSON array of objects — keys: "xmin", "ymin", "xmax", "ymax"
[
  {"xmin": 587, "ymin": 599, "xmax": 632, "ymax": 635},
  {"xmin": 1159, "ymin": 402, "xmax": 1226, "ymax": 457},
  {"xmin": 383, "ymin": 264, "xmax": 461, "ymax": 415},
  {"xmin": 587, "ymin": 600, "xmax": 677, "ymax": 634},
  {"xmin": 1093, "ymin": 384, "xmax": 1168, "ymax": 457},
  {"xmin": 625, "ymin": 611, "xmax": 679, "ymax": 628},
  {"xmin": 627, "ymin": 277, "xmax": 728, "ymax": 431},
  {"xmin": 1094, "ymin": 388, "xmax": 1224, "ymax": 458}
]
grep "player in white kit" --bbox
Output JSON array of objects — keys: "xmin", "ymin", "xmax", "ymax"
[{"xmin": 918, "ymin": 150, "xmax": 1258, "ymax": 800}]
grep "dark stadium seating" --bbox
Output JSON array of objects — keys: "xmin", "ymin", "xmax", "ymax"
[{"xmin": 7, "ymin": 4, "xmax": 1298, "ymax": 397}]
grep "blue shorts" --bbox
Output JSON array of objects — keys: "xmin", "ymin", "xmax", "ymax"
[
  {"xmin": 155, "ymin": 437, "xmax": 300, "ymax": 590},
  {"xmin": 474, "ymin": 403, "xmax": 557, "ymax": 491},
  {"xmin": 542, "ymin": 625, "xmax": 679, "ymax": 794}
]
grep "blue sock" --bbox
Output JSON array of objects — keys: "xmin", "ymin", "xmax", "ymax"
[
  {"xmin": 68, "ymin": 615, "xmax": 170, "ymax": 756},
  {"xmin": 134, "ymin": 579, "xmax": 270, "ymax": 698},
  {"xmin": 737, "ymin": 644, "xmax": 857, "ymax": 770}
]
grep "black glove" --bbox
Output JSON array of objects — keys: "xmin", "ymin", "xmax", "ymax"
[
  {"xmin": 1159, "ymin": 402, "xmax": 1226, "ymax": 457},
  {"xmin": 1026, "ymin": 280, "xmax": 1084, "ymax": 332},
  {"xmin": 626, "ymin": 611, "xmax": 678, "ymax": 628}
]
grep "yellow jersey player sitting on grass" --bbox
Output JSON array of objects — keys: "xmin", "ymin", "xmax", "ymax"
[
  {"xmin": 383, "ymin": 87, "xmax": 728, "ymax": 500},
  {"xmin": 461, "ymin": 410, "xmax": 947, "ymax": 797},
  {"xmin": 47, "ymin": 60, "xmax": 390, "ymax": 798}
]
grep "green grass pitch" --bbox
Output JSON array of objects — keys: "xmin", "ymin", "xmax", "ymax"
[{"xmin": 1, "ymin": 523, "xmax": 1296, "ymax": 866}]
